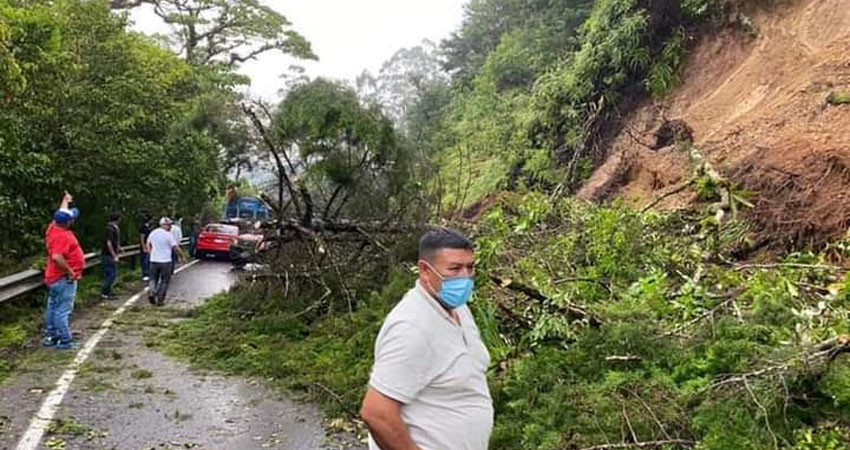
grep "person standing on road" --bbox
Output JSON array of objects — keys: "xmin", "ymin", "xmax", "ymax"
[
  {"xmin": 43, "ymin": 192, "xmax": 85, "ymax": 350},
  {"xmin": 139, "ymin": 214, "xmax": 153, "ymax": 281},
  {"xmin": 360, "ymin": 227, "xmax": 493, "ymax": 450},
  {"xmin": 189, "ymin": 215, "xmax": 201, "ymax": 257},
  {"xmin": 146, "ymin": 217, "xmax": 186, "ymax": 306},
  {"xmin": 170, "ymin": 214, "xmax": 184, "ymax": 274},
  {"xmin": 100, "ymin": 212, "xmax": 122, "ymax": 300}
]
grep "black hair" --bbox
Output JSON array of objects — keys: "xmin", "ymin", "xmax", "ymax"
[
  {"xmin": 109, "ymin": 212, "xmax": 122, "ymax": 222},
  {"xmin": 418, "ymin": 227, "xmax": 474, "ymax": 261}
]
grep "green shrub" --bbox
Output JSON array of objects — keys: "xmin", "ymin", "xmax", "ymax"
[{"xmin": 827, "ymin": 92, "xmax": 850, "ymax": 105}]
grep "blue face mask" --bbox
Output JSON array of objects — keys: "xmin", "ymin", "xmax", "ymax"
[{"xmin": 425, "ymin": 262, "xmax": 475, "ymax": 309}]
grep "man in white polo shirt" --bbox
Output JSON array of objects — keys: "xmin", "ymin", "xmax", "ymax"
[
  {"xmin": 146, "ymin": 217, "xmax": 186, "ymax": 306},
  {"xmin": 361, "ymin": 227, "xmax": 493, "ymax": 450}
]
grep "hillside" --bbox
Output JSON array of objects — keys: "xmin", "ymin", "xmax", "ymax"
[{"xmin": 578, "ymin": 0, "xmax": 850, "ymax": 249}]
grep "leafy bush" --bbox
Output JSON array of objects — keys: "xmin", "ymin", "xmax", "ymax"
[{"xmin": 167, "ymin": 191, "xmax": 850, "ymax": 448}]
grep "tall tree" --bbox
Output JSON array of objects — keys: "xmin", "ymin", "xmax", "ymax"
[
  {"xmin": 442, "ymin": 0, "xmax": 592, "ymax": 83},
  {"xmin": 355, "ymin": 40, "xmax": 448, "ymax": 130},
  {"xmin": 243, "ymin": 79, "xmax": 410, "ymax": 225},
  {"xmin": 112, "ymin": 0, "xmax": 315, "ymax": 67}
]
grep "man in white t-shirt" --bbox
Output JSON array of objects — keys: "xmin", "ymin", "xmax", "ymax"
[
  {"xmin": 360, "ymin": 227, "xmax": 493, "ymax": 450},
  {"xmin": 146, "ymin": 217, "xmax": 186, "ymax": 306}
]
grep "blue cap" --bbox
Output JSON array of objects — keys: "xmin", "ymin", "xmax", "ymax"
[{"xmin": 54, "ymin": 208, "xmax": 80, "ymax": 225}]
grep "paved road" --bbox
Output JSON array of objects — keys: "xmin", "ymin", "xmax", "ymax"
[{"xmin": 0, "ymin": 261, "xmax": 361, "ymax": 450}]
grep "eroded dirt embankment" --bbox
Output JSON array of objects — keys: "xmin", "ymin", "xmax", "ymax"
[{"xmin": 578, "ymin": 0, "xmax": 850, "ymax": 248}]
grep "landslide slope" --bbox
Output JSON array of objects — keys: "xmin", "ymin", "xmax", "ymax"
[{"xmin": 578, "ymin": 0, "xmax": 850, "ymax": 248}]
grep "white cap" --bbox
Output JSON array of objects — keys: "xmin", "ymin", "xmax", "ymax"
[{"xmin": 159, "ymin": 217, "xmax": 173, "ymax": 226}]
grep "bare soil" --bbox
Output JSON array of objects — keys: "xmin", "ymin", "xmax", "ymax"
[{"xmin": 578, "ymin": 0, "xmax": 850, "ymax": 247}]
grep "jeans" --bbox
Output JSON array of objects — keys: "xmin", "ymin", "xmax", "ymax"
[
  {"xmin": 189, "ymin": 234, "xmax": 197, "ymax": 257},
  {"xmin": 44, "ymin": 278, "xmax": 77, "ymax": 345},
  {"xmin": 150, "ymin": 262, "xmax": 172, "ymax": 303},
  {"xmin": 101, "ymin": 254, "xmax": 117, "ymax": 296},
  {"xmin": 141, "ymin": 252, "xmax": 150, "ymax": 279}
]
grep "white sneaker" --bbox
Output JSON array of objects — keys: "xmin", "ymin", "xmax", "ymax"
[{"xmin": 142, "ymin": 276, "xmax": 150, "ymax": 281}]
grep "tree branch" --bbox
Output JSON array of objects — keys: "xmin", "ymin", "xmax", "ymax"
[
  {"xmin": 241, "ymin": 103, "xmax": 303, "ymax": 219},
  {"xmin": 708, "ymin": 335, "xmax": 850, "ymax": 391},
  {"xmin": 641, "ymin": 178, "xmax": 696, "ymax": 213},
  {"xmin": 490, "ymin": 276, "xmax": 603, "ymax": 326}
]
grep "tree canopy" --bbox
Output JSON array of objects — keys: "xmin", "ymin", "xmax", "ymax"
[
  {"xmin": 0, "ymin": 0, "xmax": 241, "ymax": 264},
  {"xmin": 111, "ymin": 0, "xmax": 315, "ymax": 67}
]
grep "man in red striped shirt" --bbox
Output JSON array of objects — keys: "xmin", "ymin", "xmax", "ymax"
[{"xmin": 43, "ymin": 191, "xmax": 84, "ymax": 350}]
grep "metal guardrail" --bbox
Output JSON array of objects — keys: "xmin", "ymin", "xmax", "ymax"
[{"xmin": 0, "ymin": 238, "xmax": 190, "ymax": 304}]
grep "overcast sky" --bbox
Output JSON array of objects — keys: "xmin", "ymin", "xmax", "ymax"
[{"xmin": 130, "ymin": 0, "xmax": 467, "ymax": 100}]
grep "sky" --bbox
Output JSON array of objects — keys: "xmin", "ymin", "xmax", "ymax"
[{"xmin": 130, "ymin": 0, "xmax": 468, "ymax": 101}]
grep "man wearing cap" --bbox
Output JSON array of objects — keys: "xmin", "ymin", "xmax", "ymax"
[
  {"xmin": 43, "ymin": 192, "xmax": 85, "ymax": 349},
  {"xmin": 360, "ymin": 227, "xmax": 493, "ymax": 450},
  {"xmin": 146, "ymin": 217, "xmax": 186, "ymax": 306}
]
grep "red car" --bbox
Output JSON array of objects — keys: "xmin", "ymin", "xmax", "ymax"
[{"xmin": 196, "ymin": 223, "xmax": 239, "ymax": 259}]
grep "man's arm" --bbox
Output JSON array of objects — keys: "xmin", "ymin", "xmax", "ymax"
[
  {"xmin": 107, "ymin": 240, "xmax": 119, "ymax": 261},
  {"xmin": 51, "ymin": 254, "xmax": 78, "ymax": 280},
  {"xmin": 360, "ymin": 388, "xmax": 421, "ymax": 450},
  {"xmin": 140, "ymin": 233, "xmax": 147, "ymax": 253},
  {"xmin": 173, "ymin": 244, "xmax": 187, "ymax": 262}
]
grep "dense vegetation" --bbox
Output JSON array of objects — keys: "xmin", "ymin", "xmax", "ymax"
[
  {"xmin": 2, "ymin": 0, "xmax": 849, "ymax": 448},
  {"xmin": 0, "ymin": 0, "xmax": 231, "ymax": 269},
  {"xmin": 163, "ymin": 193, "xmax": 850, "ymax": 449},
  {"xmin": 158, "ymin": 0, "xmax": 850, "ymax": 449}
]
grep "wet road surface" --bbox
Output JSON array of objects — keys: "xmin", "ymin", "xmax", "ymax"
[{"xmin": 0, "ymin": 261, "xmax": 363, "ymax": 450}]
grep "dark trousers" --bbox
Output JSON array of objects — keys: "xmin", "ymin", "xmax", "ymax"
[
  {"xmin": 149, "ymin": 262, "xmax": 172, "ymax": 303},
  {"xmin": 101, "ymin": 254, "xmax": 117, "ymax": 296},
  {"xmin": 141, "ymin": 252, "xmax": 151, "ymax": 278}
]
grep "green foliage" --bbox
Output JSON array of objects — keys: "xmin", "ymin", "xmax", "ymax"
[
  {"xmin": 167, "ymin": 190, "xmax": 850, "ymax": 449},
  {"xmin": 472, "ymin": 193, "xmax": 850, "ymax": 448},
  {"xmin": 112, "ymin": 0, "xmax": 315, "ymax": 67},
  {"xmin": 821, "ymin": 357, "xmax": 850, "ymax": 409},
  {"xmin": 47, "ymin": 417, "xmax": 92, "ymax": 436},
  {"xmin": 791, "ymin": 427, "xmax": 850, "ymax": 450},
  {"xmin": 428, "ymin": 0, "xmax": 711, "ymax": 209},
  {"xmin": 827, "ymin": 92, "xmax": 850, "ymax": 106},
  {"xmin": 682, "ymin": 0, "xmax": 728, "ymax": 22},
  {"xmin": 527, "ymin": 0, "xmax": 692, "ymax": 187},
  {"xmin": 0, "ymin": 0, "xmax": 237, "ymax": 265},
  {"xmin": 646, "ymin": 27, "xmax": 686, "ymax": 97},
  {"xmin": 442, "ymin": 0, "xmax": 592, "ymax": 83},
  {"xmin": 272, "ymin": 78, "xmax": 412, "ymax": 220}
]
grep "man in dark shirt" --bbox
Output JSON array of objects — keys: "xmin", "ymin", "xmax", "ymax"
[
  {"xmin": 139, "ymin": 214, "xmax": 152, "ymax": 281},
  {"xmin": 101, "ymin": 212, "xmax": 122, "ymax": 300}
]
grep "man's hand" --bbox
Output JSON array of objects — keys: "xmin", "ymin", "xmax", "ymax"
[
  {"xmin": 60, "ymin": 191, "xmax": 73, "ymax": 210},
  {"xmin": 52, "ymin": 254, "xmax": 79, "ymax": 281},
  {"xmin": 360, "ymin": 388, "xmax": 421, "ymax": 450}
]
